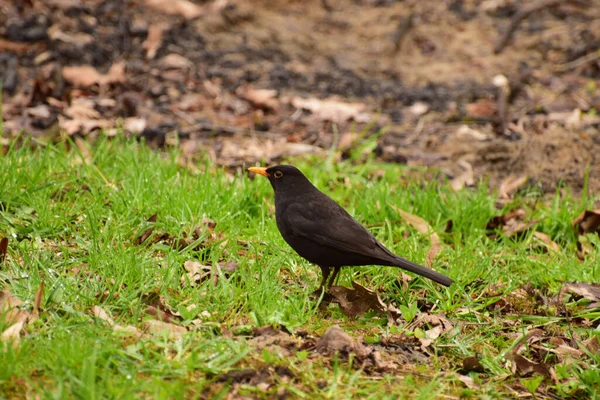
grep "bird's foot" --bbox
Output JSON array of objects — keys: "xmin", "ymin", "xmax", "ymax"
[{"xmin": 310, "ymin": 286, "xmax": 334, "ymax": 304}]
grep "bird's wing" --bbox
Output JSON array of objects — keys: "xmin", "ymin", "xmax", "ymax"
[{"xmin": 284, "ymin": 199, "xmax": 393, "ymax": 260}]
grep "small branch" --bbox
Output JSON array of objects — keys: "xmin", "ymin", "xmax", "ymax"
[
  {"xmin": 553, "ymin": 50, "xmax": 600, "ymax": 72},
  {"xmin": 493, "ymin": 0, "xmax": 565, "ymax": 54},
  {"xmin": 393, "ymin": 13, "xmax": 414, "ymax": 53}
]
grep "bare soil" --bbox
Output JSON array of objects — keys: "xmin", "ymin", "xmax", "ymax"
[{"xmin": 2, "ymin": 0, "xmax": 600, "ymax": 193}]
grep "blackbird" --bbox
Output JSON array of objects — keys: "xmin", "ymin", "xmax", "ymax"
[{"xmin": 248, "ymin": 165, "xmax": 453, "ymax": 290}]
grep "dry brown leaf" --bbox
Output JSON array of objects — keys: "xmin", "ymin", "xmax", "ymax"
[
  {"xmin": 48, "ymin": 25, "xmax": 94, "ymax": 46},
  {"xmin": 0, "ymin": 290, "xmax": 29, "ymax": 324},
  {"xmin": 62, "ymin": 65, "xmax": 103, "ymax": 88},
  {"xmin": 217, "ymin": 137, "xmax": 321, "ymax": 166},
  {"xmin": 425, "ymin": 241, "xmax": 442, "ymax": 268},
  {"xmin": 329, "ymin": 281, "xmax": 386, "ymax": 318},
  {"xmin": 550, "ymin": 344, "xmax": 583, "ymax": 362},
  {"xmin": 113, "ymin": 324, "xmax": 142, "ymax": 336},
  {"xmin": 62, "ymin": 62, "xmax": 126, "ymax": 88},
  {"xmin": 389, "ymin": 205, "xmax": 442, "ymax": 262},
  {"xmin": 145, "ymin": 0, "xmax": 205, "ymax": 19},
  {"xmin": 143, "ymin": 23, "xmax": 168, "ymax": 59},
  {"xmin": 456, "ymin": 124, "xmax": 490, "ymax": 141},
  {"xmin": 1, "ymin": 321, "xmax": 25, "ymax": 346},
  {"xmin": 75, "ymin": 137, "xmax": 93, "ymax": 165},
  {"xmin": 563, "ymin": 282, "xmax": 600, "ymax": 303},
  {"xmin": 93, "ymin": 306, "xmax": 115, "ymax": 326},
  {"xmin": 141, "ymin": 291, "xmax": 181, "ymax": 323},
  {"xmin": 532, "ymin": 231, "xmax": 560, "ymax": 253},
  {"xmin": 143, "ymin": 319, "xmax": 187, "ymax": 340},
  {"xmin": 0, "ymin": 237, "xmax": 7, "ymax": 264},
  {"xmin": 573, "ymin": 209, "xmax": 600, "ymax": 235},
  {"xmin": 462, "ymin": 356, "xmax": 485, "ymax": 372},
  {"xmin": 315, "ymin": 325, "xmax": 371, "ymax": 358},
  {"xmin": 419, "ymin": 325, "xmax": 443, "ymax": 349},
  {"xmin": 450, "ymin": 160, "xmax": 474, "ymax": 191},
  {"xmin": 181, "ymin": 260, "xmax": 212, "ymax": 287},
  {"xmin": 389, "ymin": 205, "xmax": 434, "ymax": 237},
  {"xmin": 508, "ymin": 353, "xmax": 551, "ymax": 377},
  {"xmin": 465, "ymin": 100, "xmax": 496, "ymax": 118},
  {"xmin": 236, "ymin": 84, "xmax": 279, "ymax": 111},
  {"xmin": 503, "ymin": 218, "xmax": 540, "ymax": 237},
  {"xmin": 0, "ymin": 38, "xmax": 35, "ymax": 53},
  {"xmin": 487, "ymin": 208, "xmax": 539, "ymax": 238},
  {"xmin": 158, "ymin": 54, "xmax": 193, "ymax": 70},
  {"xmin": 585, "ymin": 336, "xmax": 599, "ymax": 353},
  {"xmin": 31, "ymin": 282, "xmax": 44, "ymax": 320},
  {"xmin": 455, "ymin": 374, "xmax": 476, "ymax": 389},
  {"xmin": 135, "ymin": 213, "xmax": 158, "ymax": 245},
  {"xmin": 288, "ymin": 96, "xmax": 371, "ymax": 124},
  {"xmin": 499, "ymin": 175, "xmax": 528, "ymax": 199}
]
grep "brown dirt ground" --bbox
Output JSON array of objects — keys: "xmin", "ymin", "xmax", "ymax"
[{"xmin": 1, "ymin": 0, "xmax": 600, "ymax": 193}]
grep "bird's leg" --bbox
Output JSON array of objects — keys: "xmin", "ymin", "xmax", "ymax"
[
  {"xmin": 327, "ymin": 266, "xmax": 341, "ymax": 288},
  {"xmin": 318, "ymin": 266, "xmax": 331, "ymax": 292}
]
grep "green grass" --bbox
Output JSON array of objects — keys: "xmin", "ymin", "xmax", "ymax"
[{"xmin": 1, "ymin": 137, "xmax": 599, "ymax": 399}]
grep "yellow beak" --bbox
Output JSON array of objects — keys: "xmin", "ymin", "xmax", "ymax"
[{"xmin": 248, "ymin": 166, "xmax": 270, "ymax": 177}]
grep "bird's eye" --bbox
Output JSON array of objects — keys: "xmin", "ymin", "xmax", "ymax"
[{"xmin": 273, "ymin": 171, "xmax": 283, "ymax": 178}]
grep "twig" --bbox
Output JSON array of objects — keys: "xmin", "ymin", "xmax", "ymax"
[
  {"xmin": 493, "ymin": 0, "xmax": 566, "ymax": 54},
  {"xmin": 393, "ymin": 13, "xmax": 414, "ymax": 53},
  {"xmin": 553, "ymin": 50, "xmax": 600, "ymax": 72}
]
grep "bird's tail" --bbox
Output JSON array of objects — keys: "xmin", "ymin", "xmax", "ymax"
[{"xmin": 391, "ymin": 256, "xmax": 453, "ymax": 287}]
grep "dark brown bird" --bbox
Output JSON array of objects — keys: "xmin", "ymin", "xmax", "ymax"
[{"xmin": 248, "ymin": 165, "xmax": 453, "ymax": 291}]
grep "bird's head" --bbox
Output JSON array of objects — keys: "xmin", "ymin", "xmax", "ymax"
[{"xmin": 248, "ymin": 165, "xmax": 312, "ymax": 193}]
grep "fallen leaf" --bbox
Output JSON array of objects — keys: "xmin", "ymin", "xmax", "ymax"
[
  {"xmin": 549, "ymin": 344, "xmax": 583, "ymax": 362},
  {"xmin": 499, "ymin": 175, "xmax": 528, "ymax": 199},
  {"xmin": 181, "ymin": 260, "xmax": 212, "ymax": 287},
  {"xmin": 487, "ymin": 209, "xmax": 539, "ymax": 238},
  {"xmin": 158, "ymin": 53, "xmax": 193, "ymax": 70},
  {"xmin": 143, "ymin": 23, "xmax": 168, "ymax": 59},
  {"xmin": 0, "ymin": 38, "xmax": 35, "ymax": 53},
  {"xmin": 0, "ymin": 237, "xmax": 7, "ymax": 264},
  {"xmin": 466, "ymin": 100, "xmax": 496, "ymax": 119},
  {"xmin": 508, "ymin": 353, "xmax": 551, "ymax": 377},
  {"xmin": 389, "ymin": 205, "xmax": 436, "ymax": 237},
  {"xmin": 315, "ymin": 325, "xmax": 371, "ymax": 358},
  {"xmin": 532, "ymin": 231, "xmax": 560, "ymax": 253},
  {"xmin": 145, "ymin": 0, "xmax": 205, "ymax": 19},
  {"xmin": 462, "ymin": 356, "xmax": 486, "ymax": 373},
  {"xmin": 0, "ymin": 290, "xmax": 29, "ymax": 324},
  {"xmin": 329, "ymin": 281, "xmax": 386, "ymax": 318},
  {"xmin": 450, "ymin": 160, "xmax": 474, "ymax": 191},
  {"xmin": 573, "ymin": 209, "xmax": 600, "ymax": 235},
  {"xmin": 93, "ymin": 305, "xmax": 115, "ymax": 326},
  {"xmin": 135, "ymin": 213, "xmax": 158, "ymax": 245},
  {"xmin": 62, "ymin": 62, "xmax": 126, "ymax": 88},
  {"xmin": 389, "ymin": 204, "xmax": 442, "ymax": 264},
  {"xmin": 236, "ymin": 84, "xmax": 279, "ymax": 111},
  {"xmin": 48, "ymin": 25, "xmax": 94, "ymax": 46},
  {"xmin": 288, "ymin": 96, "xmax": 371, "ymax": 124},
  {"xmin": 113, "ymin": 324, "xmax": 142, "ymax": 336},
  {"xmin": 143, "ymin": 319, "xmax": 187, "ymax": 340},
  {"xmin": 141, "ymin": 291, "xmax": 181, "ymax": 323},
  {"xmin": 201, "ymin": 217, "xmax": 217, "ymax": 231},
  {"xmin": 456, "ymin": 374, "xmax": 476, "ymax": 389},
  {"xmin": 563, "ymin": 282, "xmax": 600, "ymax": 303},
  {"xmin": 1, "ymin": 321, "xmax": 25, "ymax": 346},
  {"xmin": 585, "ymin": 336, "xmax": 599, "ymax": 353},
  {"xmin": 419, "ymin": 325, "xmax": 443, "ymax": 349},
  {"xmin": 456, "ymin": 124, "xmax": 489, "ymax": 141},
  {"xmin": 31, "ymin": 282, "xmax": 44, "ymax": 319},
  {"xmin": 406, "ymin": 102, "xmax": 429, "ymax": 117},
  {"xmin": 425, "ymin": 240, "xmax": 442, "ymax": 268}
]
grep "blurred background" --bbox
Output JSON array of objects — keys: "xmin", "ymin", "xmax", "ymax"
[{"xmin": 2, "ymin": 0, "xmax": 599, "ymax": 193}]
